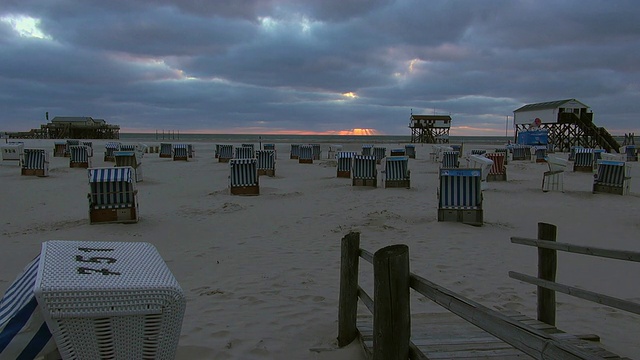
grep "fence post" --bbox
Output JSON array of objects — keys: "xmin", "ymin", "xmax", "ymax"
[
  {"xmin": 537, "ymin": 222, "xmax": 557, "ymax": 326},
  {"xmin": 373, "ymin": 244, "xmax": 410, "ymax": 360},
  {"xmin": 338, "ymin": 232, "xmax": 361, "ymax": 347}
]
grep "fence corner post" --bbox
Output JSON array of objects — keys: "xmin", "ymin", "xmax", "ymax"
[
  {"xmin": 338, "ymin": 231, "xmax": 360, "ymax": 347},
  {"xmin": 537, "ymin": 222, "xmax": 557, "ymax": 326}
]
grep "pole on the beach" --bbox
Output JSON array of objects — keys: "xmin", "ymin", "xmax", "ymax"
[
  {"xmin": 373, "ymin": 244, "xmax": 410, "ymax": 360},
  {"xmin": 338, "ymin": 232, "xmax": 360, "ymax": 347},
  {"xmin": 537, "ymin": 222, "xmax": 557, "ymax": 326}
]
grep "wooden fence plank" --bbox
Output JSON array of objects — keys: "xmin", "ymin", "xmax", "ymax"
[{"xmin": 511, "ymin": 237, "xmax": 640, "ymax": 262}]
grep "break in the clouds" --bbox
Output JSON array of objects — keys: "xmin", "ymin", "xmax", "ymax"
[{"xmin": 1, "ymin": 0, "xmax": 639, "ymax": 135}]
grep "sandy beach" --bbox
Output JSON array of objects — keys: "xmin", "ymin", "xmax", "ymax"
[{"xmin": 1, "ymin": 139, "xmax": 639, "ymax": 359}]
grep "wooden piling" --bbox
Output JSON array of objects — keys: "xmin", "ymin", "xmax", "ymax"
[
  {"xmin": 338, "ymin": 231, "xmax": 360, "ymax": 347},
  {"xmin": 537, "ymin": 222, "xmax": 557, "ymax": 326}
]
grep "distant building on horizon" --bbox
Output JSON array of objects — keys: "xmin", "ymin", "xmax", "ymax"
[
  {"xmin": 7, "ymin": 116, "xmax": 120, "ymax": 139},
  {"xmin": 409, "ymin": 114, "xmax": 451, "ymax": 144}
]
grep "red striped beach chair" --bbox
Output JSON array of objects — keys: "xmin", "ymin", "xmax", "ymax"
[
  {"xmin": 485, "ymin": 153, "xmax": 507, "ymax": 181},
  {"xmin": 88, "ymin": 167, "xmax": 139, "ymax": 224}
]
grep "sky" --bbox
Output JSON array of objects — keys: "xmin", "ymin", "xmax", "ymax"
[{"xmin": 1, "ymin": 1, "xmax": 639, "ymax": 136}]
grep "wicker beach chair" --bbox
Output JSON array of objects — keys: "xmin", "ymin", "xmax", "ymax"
[
  {"xmin": 466, "ymin": 154, "xmax": 494, "ymax": 188},
  {"xmin": 159, "ymin": 143, "xmax": 172, "ymax": 158},
  {"xmin": 361, "ymin": 145, "xmax": 373, "ymax": 156},
  {"xmin": 104, "ymin": 142, "xmax": 121, "ymax": 162},
  {"xmin": 336, "ymin": 151, "xmax": 357, "ymax": 178},
  {"xmin": 263, "ymin": 144, "xmax": 277, "ymax": 158},
  {"xmin": 485, "ymin": 153, "xmax": 507, "ymax": 181},
  {"xmin": 404, "ymin": 144, "xmax": 416, "ymax": 159},
  {"xmin": 114, "ymin": 151, "xmax": 143, "ymax": 182},
  {"xmin": 290, "ymin": 144, "xmax": 300, "ymax": 159},
  {"xmin": 1, "ymin": 142, "xmax": 24, "ymax": 161},
  {"xmin": 373, "ymin": 147, "xmax": 386, "ymax": 164},
  {"xmin": 438, "ymin": 168, "xmax": 483, "ymax": 226},
  {"xmin": 311, "ymin": 144, "xmax": 321, "ymax": 160},
  {"xmin": 511, "ymin": 145, "xmax": 531, "ymax": 161},
  {"xmin": 53, "ymin": 142, "xmax": 66, "ymax": 158},
  {"xmin": 235, "ymin": 146, "xmax": 254, "ymax": 159},
  {"xmin": 327, "ymin": 145, "xmax": 343, "ymax": 159},
  {"xmin": 172, "ymin": 144, "xmax": 189, "ymax": 161},
  {"xmin": 33, "ymin": 240, "xmax": 185, "ymax": 360},
  {"xmin": 218, "ymin": 144, "xmax": 233, "ymax": 163},
  {"xmin": 440, "ymin": 151, "xmax": 459, "ymax": 168},
  {"xmin": 88, "ymin": 167, "xmax": 139, "ymax": 224},
  {"xmin": 21, "ymin": 149, "xmax": 49, "ymax": 177},
  {"xmin": 593, "ymin": 160, "xmax": 631, "ymax": 195},
  {"xmin": 352, "ymin": 155, "xmax": 377, "ymax": 187},
  {"xmin": 69, "ymin": 145, "xmax": 92, "ymax": 169},
  {"xmin": 624, "ymin": 145, "xmax": 637, "ymax": 161},
  {"xmin": 229, "ymin": 158, "xmax": 259, "ymax": 195},
  {"xmin": 542, "ymin": 155, "xmax": 568, "ymax": 192},
  {"xmin": 298, "ymin": 145, "xmax": 313, "ymax": 164},
  {"xmin": 573, "ymin": 148, "xmax": 595, "ymax": 172},
  {"xmin": 534, "ymin": 146, "xmax": 547, "ymax": 163},
  {"xmin": 256, "ymin": 149, "xmax": 276, "ymax": 176},
  {"xmin": 382, "ymin": 156, "xmax": 410, "ymax": 188}
]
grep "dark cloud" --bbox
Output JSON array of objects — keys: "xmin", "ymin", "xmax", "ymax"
[{"xmin": 1, "ymin": 0, "xmax": 639, "ymax": 134}]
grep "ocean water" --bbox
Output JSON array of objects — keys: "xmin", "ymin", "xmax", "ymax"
[{"xmin": 120, "ymin": 133, "xmax": 513, "ymax": 145}]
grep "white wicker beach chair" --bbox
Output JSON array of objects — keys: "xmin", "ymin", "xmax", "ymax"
[
  {"xmin": 1, "ymin": 142, "xmax": 24, "ymax": 161},
  {"xmin": 33, "ymin": 240, "xmax": 185, "ymax": 360},
  {"xmin": 542, "ymin": 155, "xmax": 569, "ymax": 192},
  {"xmin": 467, "ymin": 155, "xmax": 494, "ymax": 188}
]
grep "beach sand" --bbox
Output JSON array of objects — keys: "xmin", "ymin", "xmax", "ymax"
[{"xmin": 1, "ymin": 139, "xmax": 639, "ymax": 359}]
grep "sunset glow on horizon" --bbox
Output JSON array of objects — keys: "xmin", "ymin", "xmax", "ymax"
[{"xmin": 120, "ymin": 127, "xmax": 382, "ymax": 136}]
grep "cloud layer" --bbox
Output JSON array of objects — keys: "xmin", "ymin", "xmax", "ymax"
[{"xmin": 2, "ymin": 1, "xmax": 639, "ymax": 135}]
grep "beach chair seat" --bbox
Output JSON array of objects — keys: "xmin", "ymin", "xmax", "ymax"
[
  {"xmin": 336, "ymin": 151, "xmax": 357, "ymax": 178},
  {"xmin": 438, "ymin": 168, "xmax": 483, "ymax": 226},
  {"xmin": 440, "ymin": 151, "xmax": 459, "ymax": 168},
  {"xmin": 114, "ymin": 151, "xmax": 143, "ymax": 182},
  {"xmin": 298, "ymin": 145, "xmax": 313, "ymax": 164},
  {"xmin": 404, "ymin": 144, "xmax": 416, "ymax": 159},
  {"xmin": 542, "ymin": 155, "xmax": 568, "ymax": 192},
  {"xmin": 104, "ymin": 142, "xmax": 121, "ymax": 162},
  {"xmin": 573, "ymin": 148, "xmax": 595, "ymax": 172},
  {"xmin": 290, "ymin": 144, "xmax": 300, "ymax": 159},
  {"xmin": 21, "ymin": 149, "xmax": 49, "ymax": 177},
  {"xmin": 229, "ymin": 158, "xmax": 259, "ymax": 195},
  {"xmin": 485, "ymin": 153, "xmax": 507, "ymax": 181},
  {"xmin": 172, "ymin": 144, "xmax": 190, "ymax": 161},
  {"xmin": 33, "ymin": 240, "xmax": 185, "ymax": 360},
  {"xmin": 352, "ymin": 155, "xmax": 377, "ymax": 187},
  {"xmin": 218, "ymin": 144, "xmax": 233, "ymax": 162},
  {"xmin": 69, "ymin": 145, "xmax": 92, "ymax": 168},
  {"xmin": 256, "ymin": 150, "xmax": 276, "ymax": 176},
  {"xmin": 593, "ymin": 161, "xmax": 631, "ymax": 195},
  {"xmin": 159, "ymin": 143, "xmax": 173, "ymax": 158},
  {"xmin": 511, "ymin": 145, "xmax": 531, "ymax": 161},
  {"xmin": 235, "ymin": 146, "xmax": 255, "ymax": 159},
  {"xmin": 88, "ymin": 167, "xmax": 139, "ymax": 224},
  {"xmin": 382, "ymin": 156, "xmax": 410, "ymax": 188},
  {"xmin": 469, "ymin": 149, "xmax": 486, "ymax": 157},
  {"xmin": 0, "ymin": 256, "xmax": 59, "ymax": 360}
]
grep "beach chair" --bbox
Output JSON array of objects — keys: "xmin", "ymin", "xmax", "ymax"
[
  {"xmin": 390, "ymin": 148, "xmax": 405, "ymax": 156},
  {"xmin": 263, "ymin": 144, "xmax": 277, "ymax": 158},
  {"xmin": 593, "ymin": 160, "xmax": 631, "ymax": 195},
  {"xmin": 290, "ymin": 144, "xmax": 300, "ymax": 159},
  {"xmin": 159, "ymin": 143, "xmax": 172, "ymax": 158},
  {"xmin": 1, "ymin": 142, "xmax": 24, "ymax": 161},
  {"xmin": 235, "ymin": 146, "xmax": 254, "ymax": 159},
  {"xmin": 469, "ymin": 149, "xmax": 486, "ymax": 157},
  {"xmin": 404, "ymin": 144, "xmax": 416, "ymax": 159},
  {"xmin": 241, "ymin": 143, "xmax": 255, "ymax": 151},
  {"xmin": 361, "ymin": 145, "xmax": 373, "ymax": 156},
  {"xmin": 229, "ymin": 158, "xmax": 259, "ymax": 195},
  {"xmin": 511, "ymin": 145, "xmax": 531, "ymax": 161},
  {"xmin": 0, "ymin": 256, "xmax": 59, "ymax": 360},
  {"xmin": 298, "ymin": 145, "xmax": 313, "ymax": 164},
  {"xmin": 327, "ymin": 144, "xmax": 342, "ymax": 159},
  {"xmin": 485, "ymin": 153, "xmax": 507, "ymax": 181},
  {"xmin": 53, "ymin": 142, "xmax": 66, "ymax": 157},
  {"xmin": 352, "ymin": 155, "xmax": 377, "ymax": 187},
  {"xmin": 119, "ymin": 144, "xmax": 136, "ymax": 152},
  {"xmin": 64, "ymin": 140, "xmax": 79, "ymax": 158},
  {"xmin": 467, "ymin": 154, "xmax": 494, "ymax": 188},
  {"xmin": 440, "ymin": 151, "xmax": 459, "ymax": 168},
  {"xmin": 114, "ymin": 151, "xmax": 143, "ymax": 182},
  {"xmin": 624, "ymin": 145, "xmax": 637, "ymax": 161},
  {"xmin": 173, "ymin": 144, "xmax": 189, "ymax": 161},
  {"xmin": 382, "ymin": 156, "xmax": 410, "ymax": 188},
  {"xmin": 534, "ymin": 146, "xmax": 547, "ymax": 163},
  {"xmin": 256, "ymin": 149, "xmax": 276, "ymax": 176},
  {"xmin": 104, "ymin": 142, "xmax": 121, "ymax": 162},
  {"xmin": 373, "ymin": 147, "xmax": 386, "ymax": 164},
  {"xmin": 218, "ymin": 145, "xmax": 233, "ymax": 162},
  {"xmin": 434, "ymin": 145, "xmax": 454, "ymax": 162},
  {"xmin": 21, "ymin": 149, "xmax": 49, "ymax": 177},
  {"xmin": 33, "ymin": 240, "xmax": 185, "ymax": 360},
  {"xmin": 573, "ymin": 148, "xmax": 595, "ymax": 172},
  {"xmin": 311, "ymin": 144, "xmax": 321, "ymax": 160},
  {"xmin": 542, "ymin": 155, "xmax": 569, "ymax": 192},
  {"xmin": 69, "ymin": 145, "xmax": 92, "ymax": 168},
  {"xmin": 336, "ymin": 151, "xmax": 357, "ymax": 178},
  {"xmin": 568, "ymin": 146, "xmax": 583, "ymax": 161},
  {"xmin": 88, "ymin": 167, "xmax": 139, "ymax": 224},
  {"xmin": 495, "ymin": 148, "xmax": 509, "ymax": 164},
  {"xmin": 438, "ymin": 168, "xmax": 483, "ymax": 226}
]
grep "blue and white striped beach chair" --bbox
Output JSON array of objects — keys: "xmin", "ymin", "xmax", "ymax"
[
  {"xmin": 263, "ymin": 144, "xmax": 276, "ymax": 158},
  {"xmin": 568, "ymin": 146, "xmax": 583, "ymax": 162},
  {"xmin": 218, "ymin": 145, "xmax": 233, "ymax": 162},
  {"xmin": 88, "ymin": 167, "xmax": 138, "ymax": 224},
  {"xmin": 593, "ymin": 160, "xmax": 631, "ymax": 195},
  {"xmin": 299, "ymin": 145, "xmax": 313, "ymax": 164},
  {"xmin": 361, "ymin": 145, "xmax": 373, "ymax": 156},
  {"xmin": 159, "ymin": 143, "xmax": 172, "ymax": 158},
  {"xmin": 290, "ymin": 144, "xmax": 300, "ymax": 159},
  {"xmin": 352, "ymin": 155, "xmax": 377, "ymax": 187},
  {"xmin": 21, "ymin": 149, "xmax": 49, "ymax": 177},
  {"xmin": 104, "ymin": 142, "xmax": 121, "ymax": 162},
  {"xmin": 405, "ymin": 144, "xmax": 416, "ymax": 159},
  {"xmin": 0, "ymin": 256, "xmax": 58, "ymax": 360},
  {"xmin": 383, "ymin": 156, "xmax": 410, "ymax": 188},
  {"xmin": 256, "ymin": 150, "xmax": 276, "ymax": 176},
  {"xmin": 438, "ymin": 168, "xmax": 483, "ymax": 226},
  {"xmin": 173, "ymin": 144, "xmax": 189, "ymax": 161},
  {"xmin": 235, "ymin": 146, "xmax": 254, "ymax": 159},
  {"xmin": 573, "ymin": 148, "xmax": 595, "ymax": 172},
  {"xmin": 336, "ymin": 151, "xmax": 357, "ymax": 178},
  {"xmin": 229, "ymin": 158, "xmax": 259, "ymax": 195},
  {"xmin": 69, "ymin": 145, "xmax": 92, "ymax": 168},
  {"xmin": 64, "ymin": 140, "xmax": 79, "ymax": 158},
  {"xmin": 373, "ymin": 147, "xmax": 386, "ymax": 164},
  {"xmin": 440, "ymin": 151, "xmax": 459, "ymax": 168},
  {"xmin": 114, "ymin": 151, "xmax": 143, "ymax": 182},
  {"xmin": 311, "ymin": 144, "xmax": 321, "ymax": 160}
]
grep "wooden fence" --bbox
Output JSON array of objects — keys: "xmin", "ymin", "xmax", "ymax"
[{"xmin": 338, "ymin": 230, "xmax": 634, "ymax": 359}]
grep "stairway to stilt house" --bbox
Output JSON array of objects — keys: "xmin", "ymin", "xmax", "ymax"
[{"xmin": 574, "ymin": 113, "xmax": 621, "ymax": 153}]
